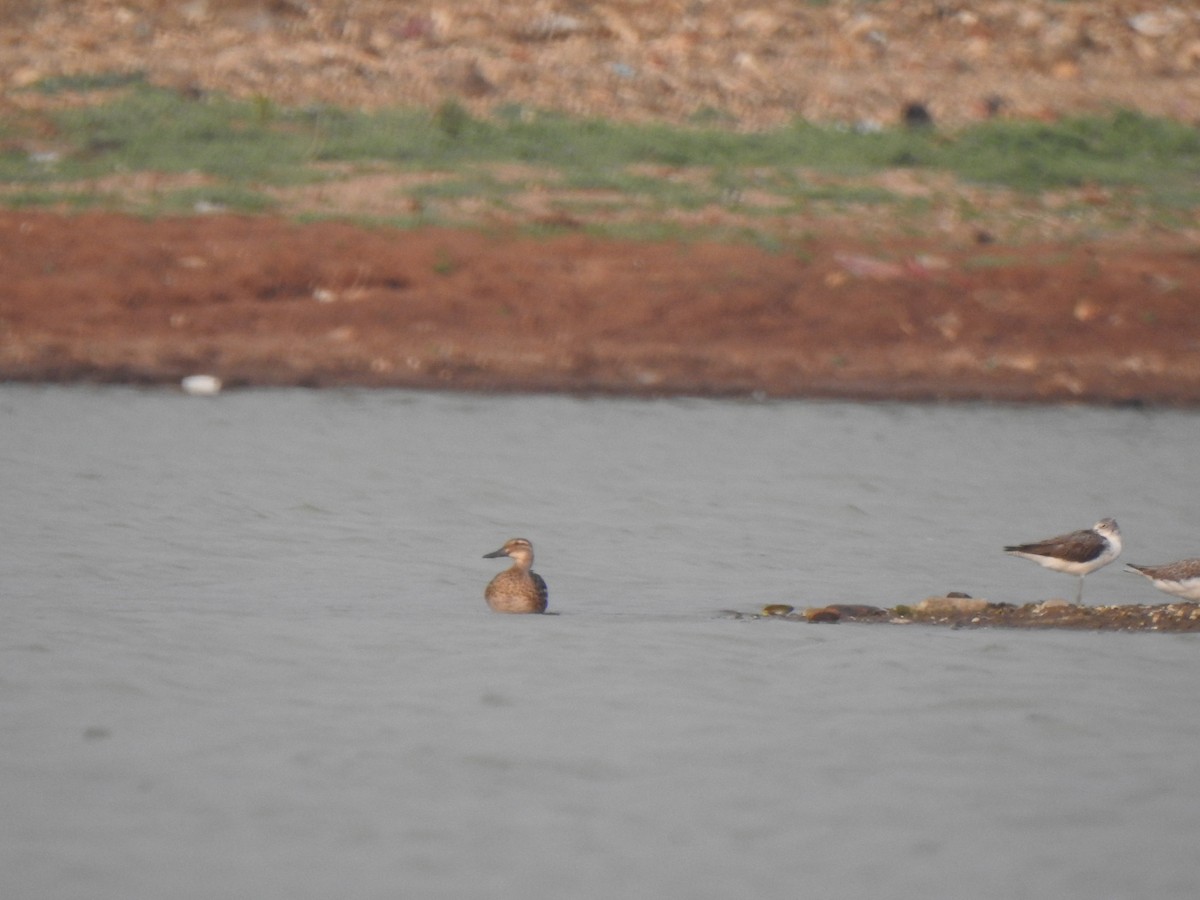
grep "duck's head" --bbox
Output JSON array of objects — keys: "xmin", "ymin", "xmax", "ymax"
[{"xmin": 483, "ymin": 537, "xmax": 535, "ymax": 567}]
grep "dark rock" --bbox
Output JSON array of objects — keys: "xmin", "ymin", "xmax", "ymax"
[
  {"xmin": 804, "ymin": 606, "xmax": 842, "ymax": 623},
  {"xmin": 902, "ymin": 102, "xmax": 934, "ymax": 129}
]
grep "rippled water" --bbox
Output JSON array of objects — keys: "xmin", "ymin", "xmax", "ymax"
[{"xmin": 3, "ymin": 386, "xmax": 1200, "ymax": 899}]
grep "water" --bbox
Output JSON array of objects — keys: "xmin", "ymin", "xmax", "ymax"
[{"xmin": 3, "ymin": 386, "xmax": 1199, "ymax": 899}]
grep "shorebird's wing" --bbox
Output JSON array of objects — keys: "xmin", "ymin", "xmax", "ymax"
[
  {"xmin": 1005, "ymin": 528, "xmax": 1105, "ymax": 563},
  {"xmin": 1127, "ymin": 559, "xmax": 1200, "ymax": 580}
]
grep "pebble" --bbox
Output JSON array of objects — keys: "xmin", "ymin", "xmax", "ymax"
[
  {"xmin": 1128, "ymin": 11, "xmax": 1184, "ymax": 39},
  {"xmin": 181, "ymin": 374, "xmax": 222, "ymax": 396},
  {"xmin": 916, "ymin": 595, "xmax": 989, "ymax": 615},
  {"xmin": 804, "ymin": 606, "xmax": 841, "ymax": 623},
  {"xmin": 1037, "ymin": 598, "xmax": 1073, "ymax": 609},
  {"xmin": 516, "ymin": 14, "xmax": 588, "ymax": 42}
]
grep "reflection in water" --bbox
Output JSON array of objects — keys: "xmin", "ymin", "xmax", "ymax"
[{"xmin": 3, "ymin": 387, "xmax": 1200, "ymax": 899}]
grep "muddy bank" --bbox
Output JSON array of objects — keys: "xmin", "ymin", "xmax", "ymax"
[
  {"xmin": 3, "ymin": 210, "xmax": 1200, "ymax": 404},
  {"xmin": 732, "ymin": 600, "xmax": 1200, "ymax": 633}
]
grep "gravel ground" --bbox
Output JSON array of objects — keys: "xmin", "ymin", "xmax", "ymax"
[{"xmin": 4, "ymin": 1, "xmax": 1200, "ymax": 128}]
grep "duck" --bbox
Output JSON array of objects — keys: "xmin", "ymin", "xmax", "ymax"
[{"xmin": 482, "ymin": 538, "xmax": 549, "ymax": 614}]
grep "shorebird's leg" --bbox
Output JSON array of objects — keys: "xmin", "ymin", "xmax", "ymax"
[{"xmin": 1076, "ymin": 576, "xmax": 1084, "ymax": 606}]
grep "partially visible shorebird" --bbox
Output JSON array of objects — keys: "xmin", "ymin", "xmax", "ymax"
[
  {"xmin": 1124, "ymin": 558, "xmax": 1200, "ymax": 602},
  {"xmin": 482, "ymin": 537, "xmax": 549, "ymax": 614},
  {"xmin": 1004, "ymin": 518, "xmax": 1122, "ymax": 605}
]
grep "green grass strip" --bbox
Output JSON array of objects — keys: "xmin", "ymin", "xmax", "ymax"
[{"xmin": 3, "ymin": 82, "xmax": 1198, "ymax": 206}]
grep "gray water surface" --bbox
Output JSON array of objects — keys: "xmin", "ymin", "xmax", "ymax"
[{"xmin": 3, "ymin": 387, "xmax": 1199, "ymax": 899}]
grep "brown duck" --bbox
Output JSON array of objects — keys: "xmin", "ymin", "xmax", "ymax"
[{"xmin": 482, "ymin": 538, "xmax": 549, "ymax": 614}]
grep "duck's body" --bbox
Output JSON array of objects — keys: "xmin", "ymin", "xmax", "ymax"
[
  {"xmin": 483, "ymin": 538, "xmax": 549, "ymax": 614},
  {"xmin": 1125, "ymin": 558, "xmax": 1200, "ymax": 601},
  {"xmin": 1004, "ymin": 518, "xmax": 1122, "ymax": 605}
]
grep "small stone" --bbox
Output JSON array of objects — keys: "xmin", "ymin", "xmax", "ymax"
[
  {"xmin": 1129, "ymin": 11, "xmax": 1185, "ymax": 39},
  {"xmin": 902, "ymin": 102, "xmax": 933, "ymax": 129},
  {"xmin": 931, "ymin": 310, "xmax": 962, "ymax": 341},
  {"xmin": 181, "ymin": 374, "xmax": 222, "ymax": 396},
  {"xmin": 761, "ymin": 604, "xmax": 794, "ymax": 617},
  {"xmin": 516, "ymin": 14, "xmax": 588, "ymax": 42},
  {"xmin": 1038, "ymin": 598, "xmax": 1072, "ymax": 609},
  {"xmin": 981, "ymin": 94, "xmax": 1007, "ymax": 118},
  {"xmin": 1051, "ymin": 60, "xmax": 1080, "ymax": 81},
  {"xmin": 917, "ymin": 596, "xmax": 989, "ymax": 615},
  {"xmin": 456, "ymin": 60, "xmax": 494, "ymax": 97},
  {"xmin": 804, "ymin": 606, "xmax": 842, "ymax": 623}
]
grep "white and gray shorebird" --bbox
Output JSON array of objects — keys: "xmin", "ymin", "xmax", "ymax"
[
  {"xmin": 1004, "ymin": 518, "xmax": 1122, "ymax": 605},
  {"xmin": 1124, "ymin": 558, "xmax": 1200, "ymax": 602}
]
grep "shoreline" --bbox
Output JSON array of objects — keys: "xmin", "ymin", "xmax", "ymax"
[{"xmin": 0, "ymin": 370, "xmax": 1184, "ymax": 409}]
